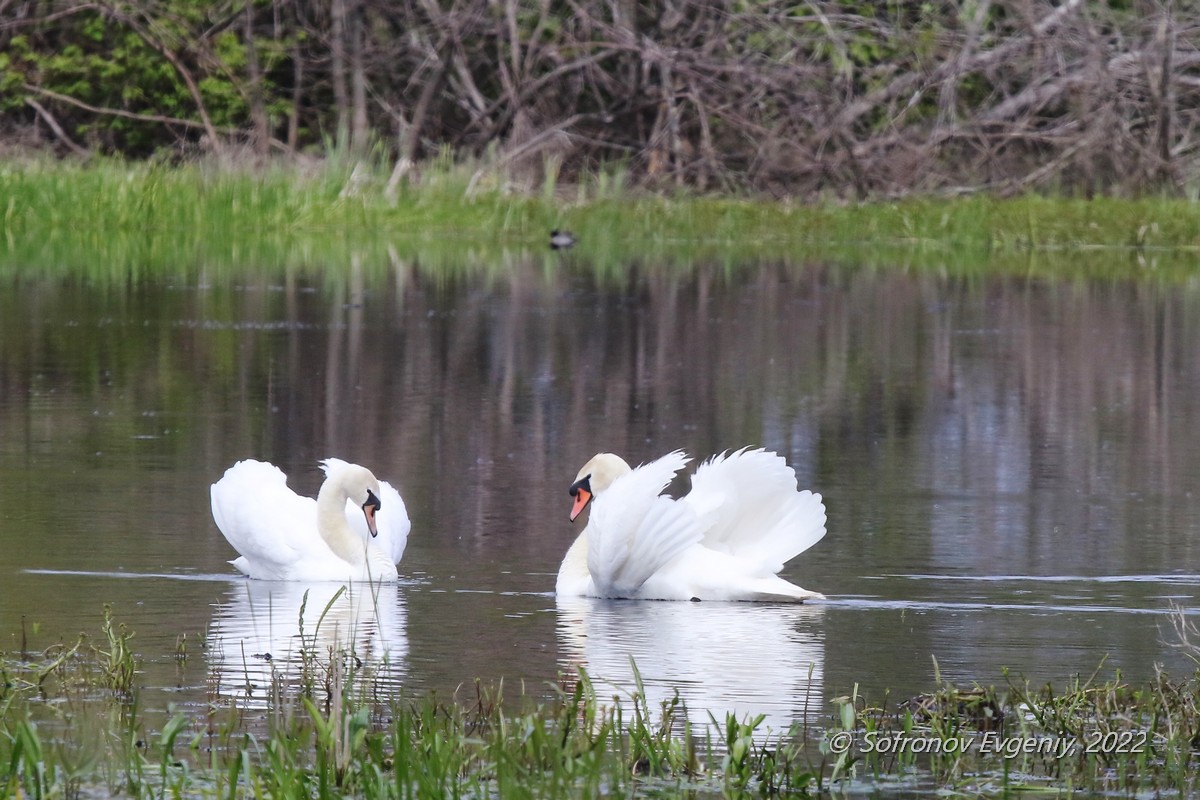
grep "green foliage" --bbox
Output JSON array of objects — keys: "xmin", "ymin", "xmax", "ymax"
[
  {"xmin": 201, "ymin": 31, "xmax": 252, "ymax": 129},
  {"xmin": 11, "ymin": 13, "xmax": 185, "ymax": 153},
  {"xmin": 0, "ymin": 38, "xmax": 31, "ymax": 112},
  {"xmin": 99, "ymin": 604, "xmax": 139, "ymax": 700},
  {"xmin": 1, "ymin": 5, "xmax": 268, "ymax": 154},
  {"xmin": 5, "ymin": 718, "xmax": 50, "ymax": 800}
]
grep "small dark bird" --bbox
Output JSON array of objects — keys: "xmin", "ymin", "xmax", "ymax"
[{"xmin": 550, "ymin": 229, "xmax": 577, "ymax": 250}]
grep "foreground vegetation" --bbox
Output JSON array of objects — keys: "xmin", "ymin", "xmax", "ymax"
[
  {"xmin": 4, "ymin": 606, "xmax": 1200, "ymax": 798},
  {"xmin": 2, "ymin": 158, "xmax": 1200, "ymax": 284}
]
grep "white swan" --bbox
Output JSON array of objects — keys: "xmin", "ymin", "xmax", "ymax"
[
  {"xmin": 557, "ymin": 448, "xmax": 826, "ymax": 602},
  {"xmin": 211, "ymin": 459, "xmax": 410, "ymax": 582}
]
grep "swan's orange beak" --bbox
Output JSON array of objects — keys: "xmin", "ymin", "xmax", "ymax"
[
  {"xmin": 568, "ymin": 475, "xmax": 593, "ymax": 522},
  {"xmin": 569, "ymin": 488, "xmax": 592, "ymax": 522},
  {"xmin": 362, "ymin": 489, "xmax": 381, "ymax": 538}
]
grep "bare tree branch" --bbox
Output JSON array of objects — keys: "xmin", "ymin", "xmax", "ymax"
[{"xmin": 26, "ymin": 98, "xmax": 91, "ymax": 158}]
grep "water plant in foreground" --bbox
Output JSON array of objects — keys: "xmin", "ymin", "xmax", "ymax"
[
  {"xmin": 5, "ymin": 609, "xmax": 1200, "ymax": 797},
  {"xmin": 821, "ymin": 653, "xmax": 1200, "ymax": 797}
]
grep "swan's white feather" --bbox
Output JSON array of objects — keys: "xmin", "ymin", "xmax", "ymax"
[
  {"xmin": 211, "ymin": 461, "xmax": 321, "ymax": 579},
  {"xmin": 589, "ymin": 496, "xmax": 702, "ymax": 597},
  {"xmin": 641, "ymin": 546, "xmax": 823, "ymax": 602},
  {"xmin": 686, "ymin": 447, "xmax": 826, "ymax": 572},
  {"xmin": 586, "ymin": 451, "xmax": 701, "ymax": 597}
]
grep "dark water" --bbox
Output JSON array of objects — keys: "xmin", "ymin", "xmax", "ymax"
[{"xmin": 2, "ymin": 258, "xmax": 1199, "ymax": 733}]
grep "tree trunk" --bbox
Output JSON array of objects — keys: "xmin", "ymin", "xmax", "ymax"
[
  {"xmin": 349, "ymin": 0, "xmax": 369, "ymax": 151},
  {"xmin": 287, "ymin": 16, "xmax": 303, "ymax": 152},
  {"xmin": 330, "ymin": 0, "xmax": 350, "ymax": 150},
  {"xmin": 243, "ymin": 0, "xmax": 270, "ymax": 156}
]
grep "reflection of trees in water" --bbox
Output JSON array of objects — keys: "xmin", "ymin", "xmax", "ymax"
[
  {"xmin": 2, "ymin": 263, "xmax": 1199, "ymax": 581},
  {"xmin": 916, "ymin": 280, "xmax": 1200, "ymax": 575},
  {"xmin": 238, "ymin": 266, "xmax": 1196, "ymax": 588}
]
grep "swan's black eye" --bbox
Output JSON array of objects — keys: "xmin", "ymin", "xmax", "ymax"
[
  {"xmin": 364, "ymin": 488, "xmax": 382, "ymax": 511},
  {"xmin": 568, "ymin": 474, "xmax": 592, "ymax": 497}
]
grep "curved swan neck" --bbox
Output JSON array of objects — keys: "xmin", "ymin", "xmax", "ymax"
[
  {"xmin": 315, "ymin": 466, "xmax": 398, "ymax": 580},
  {"xmin": 316, "ymin": 481, "xmax": 369, "ymax": 566},
  {"xmin": 556, "ymin": 530, "xmax": 592, "ymax": 595}
]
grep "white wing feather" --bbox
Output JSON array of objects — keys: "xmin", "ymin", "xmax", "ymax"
[
  {"xmin": 211, "ymin": 460, "xmax": 332, "ymax": 579},
  {"xmin": 685, "ymin": 447, "xmax": 826, "ymax": 572},
  {"xmin": 586, "ymin": 451, "xmax": 702, "ymax": 597}
]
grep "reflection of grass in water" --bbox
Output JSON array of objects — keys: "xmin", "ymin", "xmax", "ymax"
[
  {"xmin": 2, "ymin": 159, "xmax": 1199, "ymax": 283},
  {"xmin": 4, "ymin": 608, "xmax": 1200, "ymax": 796}
]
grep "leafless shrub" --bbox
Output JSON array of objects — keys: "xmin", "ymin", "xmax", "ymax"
[{"xmin": 2, "ymin": 0, "xmax": 1198, "ymax": 198}]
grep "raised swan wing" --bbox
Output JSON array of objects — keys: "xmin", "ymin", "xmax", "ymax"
[{"xmin": 586, "ymin": 451, "xmax": 703, "ymax": 597}]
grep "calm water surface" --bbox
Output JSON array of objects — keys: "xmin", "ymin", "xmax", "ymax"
[{"xmin": 2, "ymin": 257, "xmax": 1199, "ymax": 733}]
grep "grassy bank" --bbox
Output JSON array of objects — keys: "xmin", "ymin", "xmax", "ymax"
[
  {"xmin": 2, "ymin": 158, "xmax": 1199, "ymax": 282},
  {"xmin": 4, "ymin": 609, "xmax": 1200, "ymax": 798}
]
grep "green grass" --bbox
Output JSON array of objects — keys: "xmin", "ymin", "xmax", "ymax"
[
  {"xmin": 822, "ymin": 661, "xmax": 1200, "ymax": 797},
  {"xmin": 2, "ymin": 157, "xmax": 1200, "ymax": 283},
  {"xmin": 5, "ymin": 610, "xmax": 1200, "ymax": 798},
  {"xmin": 1, "ymin": 608, "xmax": 819, "ymax": 799}
]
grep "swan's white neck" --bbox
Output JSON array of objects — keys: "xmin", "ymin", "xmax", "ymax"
[
  {"xmin": 316, "ymin": 478, "xmax": 394, "ymax": 579},
  {"xmin": 556, "ymin": 530, "xmax": 593, "ymax": 595}
]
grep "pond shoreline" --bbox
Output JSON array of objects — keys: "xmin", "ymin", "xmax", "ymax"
[{"xmin": 2, "ymin": 159, "xmax": 1198, "ymax": 279}]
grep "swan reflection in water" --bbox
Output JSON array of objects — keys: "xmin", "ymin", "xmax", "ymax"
[
  {"xmin": 207, "ymin": 580, "xmax": 408, "ymax": 708},
  {"xmin": 556, "ymin": 597, "xmax": 824, "ymax": 735}
]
